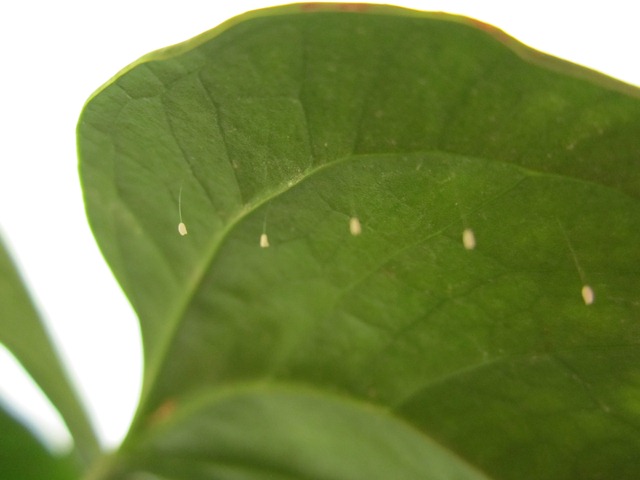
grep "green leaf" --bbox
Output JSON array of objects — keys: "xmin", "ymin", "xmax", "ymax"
[
  {"xmin": 0, "ymin": 237, "xmax": 100, "ymax": 465},
  {"xmin": 78, "ymin": 5, "xmax": 640, "ymax": 479},
  {"xmin": 112, "ymin": 385, "xmax": 489, "ymax": 479},
  {"xmin": 0, "ymin": 402, "xmax": 77, "ymax": 480}
]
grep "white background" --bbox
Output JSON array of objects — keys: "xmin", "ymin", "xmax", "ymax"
[{"xmin": 0, "ymin": 0, "xmax": 638, "ymax": 451}]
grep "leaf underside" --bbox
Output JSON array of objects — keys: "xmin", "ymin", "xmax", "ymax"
[{"xmin": 78, "ymin": 5, "xmax": 640, "ymax": 479}]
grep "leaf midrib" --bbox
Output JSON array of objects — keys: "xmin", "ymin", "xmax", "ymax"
[{"xmin": 138, "ymin": 154, "xmax": 339, "ymax": 413}]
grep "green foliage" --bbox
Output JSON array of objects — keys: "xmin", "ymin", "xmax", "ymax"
[
  {"xmin": 0, "ymin": 237, "xmax": 97, "ymax": 472},
  {"xmin": 3, "ymin": 4, "xmax": 640, "ymax": 479},
  {"xmin": 0, "ymin": 405, "xmax": 77, "ymax": 480}
]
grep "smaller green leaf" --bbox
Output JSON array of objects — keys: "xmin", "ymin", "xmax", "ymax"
[
  {"xmin": 0, "ymin": 236, "xmax": 99, "ymax": 465},
  {"xmin": 0, "ymin": 402, "xmax": 77, "ymax": 480},
  {"xmin": 115, "ymin": 385, "xmax": 490, "ymax": 480}
]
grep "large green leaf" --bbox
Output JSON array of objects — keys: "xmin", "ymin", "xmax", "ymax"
[
  {"xmin": 78, "ymin": 4, "xmax": 640, "ymax": 479},
  {"xmin": 0, "ymin": 237, "xmax": 99, "ymax": 466}
]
